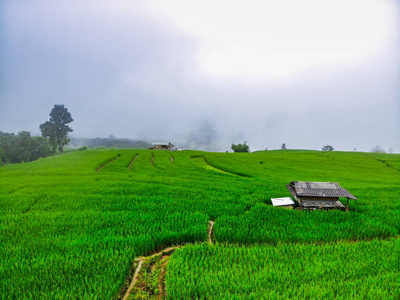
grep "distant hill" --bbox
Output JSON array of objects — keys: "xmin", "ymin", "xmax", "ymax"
[{"xmin": 69, "ymin": 137, "xmax": 151, "ymax": 149}]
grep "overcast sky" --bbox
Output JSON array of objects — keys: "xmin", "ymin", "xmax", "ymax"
[{"xmin": 1, "ymin": 0, "xmax": 399, "ymax": 152}]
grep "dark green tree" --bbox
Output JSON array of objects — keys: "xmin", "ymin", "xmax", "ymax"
[
  {"xmin": 281, "ymin": 143, "xmax": 287, "ymax": 150},
  {"xmin": 322, "ymin": 145, "xmax": 334, "ymax": 151},
  {"xmin": 0, "ymin": 142, "xmax": 6, "ymax": 164},
  {"xmin": 0, "ymin": 132, "xmax": 13, "ymax": 163},
  {"xmin": 12, "ymin": 131, "xmax": 32, "ymax": 162},
  {"xmin": 231, "ymin": 141, "xmax": 250, "ymax": 153},
  {"xmin": 30, "ymin": 136, "xmax": 53, "ymax": 160},
  {"xmin": 0, "ymin": 131, "xmax": 52, "ymax": 164},
  {"xmin": 40, "ymin": 105, "xmax": 73, "ymax": 152}
]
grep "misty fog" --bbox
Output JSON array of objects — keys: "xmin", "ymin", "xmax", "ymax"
[{"xmin": 1, "ymin": 0, "xmax": 399, "ymax": 152}]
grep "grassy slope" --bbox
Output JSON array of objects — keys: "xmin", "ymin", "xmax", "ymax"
[
  {"xmin": 0, "ymin": 149, "xmax": 399, "ymax": 299},
  {"xmin": 204, "ymin": 151, "xmax": 400, "ymax": 243}
]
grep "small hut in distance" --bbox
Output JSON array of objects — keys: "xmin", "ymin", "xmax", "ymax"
[
  {"xmin": 150, "ymin": 142, "xmax": 175, "ymax": 151},
  {"xmin": 286, "ymin": 181, "xmax": 358, "ymax": 211}
]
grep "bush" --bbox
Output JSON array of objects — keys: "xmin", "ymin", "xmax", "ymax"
[{"xmin": 231, "ymin": 141, "xmax": 250, "ymax": 153}]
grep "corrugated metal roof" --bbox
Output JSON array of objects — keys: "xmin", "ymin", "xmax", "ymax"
[
  {"xmin": 289, "ymin": 181, "xmax": 358, "ymax": 200},
  {"xmin": 340, "ymin": 188, "xmax": 358, "ymax": 200},
  {"xmin": 152, "ymin": 142, "xmax": 171, "ymax": 146}
]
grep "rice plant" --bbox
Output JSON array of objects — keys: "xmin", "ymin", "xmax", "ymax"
[
  {"xmin": 167, "ymin": 240, "xmax": 400, "ymax": 299},
  {"xmin": 0, "ymin": 149, "xmax": 399, "ymax": 298}
]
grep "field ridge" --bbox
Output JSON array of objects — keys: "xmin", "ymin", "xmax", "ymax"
[
  {"xmin": 96, "ymin": 155, "xmax": 120, "ymax": 172},
  {"xmin": 128, "ymin": 154, "xmax": 138, "ymax": 170}
]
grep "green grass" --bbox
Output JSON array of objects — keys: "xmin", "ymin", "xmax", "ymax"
[
  {"xmin": 0, "ymin": 149, "xmax": 399, "ymax": 298},
  {"xmin": 167, "ymin": 240, "xmax": 400, "ymax": 299}
]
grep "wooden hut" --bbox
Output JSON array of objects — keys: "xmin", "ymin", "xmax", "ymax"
[
  {"xmin": 286, "ymin": 181, "xmax": 358, "ymax": 211},
  {"xmin": 150, "ymin": 142, "xmax": 175, "ymax": 151}
]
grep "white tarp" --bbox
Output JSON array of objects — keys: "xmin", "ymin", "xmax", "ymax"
[{"xmin": 271, "ymin": 197, "xmax": 295, "ymax": 206}]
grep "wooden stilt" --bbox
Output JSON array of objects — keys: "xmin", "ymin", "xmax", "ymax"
[{"xmin": 346, "ymin": 198, "xmax": 349, "ymax": 211}]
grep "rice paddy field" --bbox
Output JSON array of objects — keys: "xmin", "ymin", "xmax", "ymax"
[{"xmin": 0, "ymin": 149, "xmax": 399, "ymax": 299}]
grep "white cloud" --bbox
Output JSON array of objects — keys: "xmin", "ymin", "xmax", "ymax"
[{"xmin": 143, "ymin": 0, "xmax": 397, "ymax": 81}]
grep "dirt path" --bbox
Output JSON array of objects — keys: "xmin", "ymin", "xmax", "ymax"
[
  {"xmin": 128, "ymin": 154, "xmax": 138, "ymax": 170},
  {"xmin": 120, "ymin": 246, "xmax": 181, "ymax": 300},
  {"xmin": 122, "ymin": 259, "xmax": 144, "ymax": 300},
  {"xmin": 158, "ymin": 255, "xmax": 170, "ymax": 300},
  {"xmin": 135, "ymin": 246, "xmax": 181, "ymax": 261},
  {"xmin": 208, "ymin": 221, "xmax": 215, "ymax": 244},
  {"xmin": 120, "ymin": 221, "xmax": 216, "ymax": 299}
]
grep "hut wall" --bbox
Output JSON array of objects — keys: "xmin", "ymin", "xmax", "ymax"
[{"xmin": 299, "ymin": 197, "xmax": 338, "ymax": 201}]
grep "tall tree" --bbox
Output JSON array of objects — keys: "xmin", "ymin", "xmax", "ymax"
[{"xmin": 40, "ymin": 105, "xmax": 73, "ymax": 152}]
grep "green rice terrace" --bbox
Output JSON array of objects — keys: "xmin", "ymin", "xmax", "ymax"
[{"xmin": 1, "ymin": 149, "xmax": 399, "ymax": 299}]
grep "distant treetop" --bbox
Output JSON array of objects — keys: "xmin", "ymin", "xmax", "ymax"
[
  {"xmin": 231, "ymin": 141, "xmax": 250, "ymax": 153},
  {"xmin": 322, "ymin": 145, "xmax": 334, "ymax": 151}
]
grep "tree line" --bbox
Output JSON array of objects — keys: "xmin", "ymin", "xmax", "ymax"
[
  {"xmin": 0, "ymin": 105, "xmax": 73, "ymax": 164},
  {"xmin": 0, "ymin": 131, "xmax": 52, "ymax": 164}
]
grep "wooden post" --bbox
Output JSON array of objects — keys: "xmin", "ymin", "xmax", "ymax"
[{"xmin": 346, "ymin": 198, "xmax": 349, "ymax": 211}]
